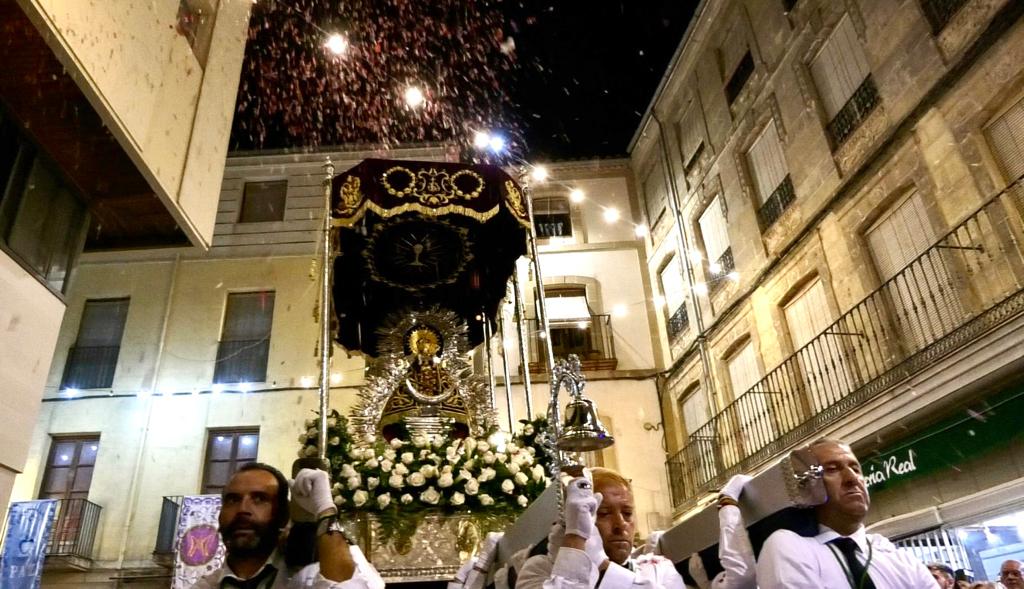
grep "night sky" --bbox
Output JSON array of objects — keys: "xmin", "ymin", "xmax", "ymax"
[{"xmin": 229, "ymin": 1, "xmax": 696, "ymax": 161}]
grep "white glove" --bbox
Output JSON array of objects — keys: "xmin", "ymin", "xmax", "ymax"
[
  {"xmin": 645, "ymin": 530, "xmax": 665, "ymax": 555},
  {"xmin": 563, "ymin": 477, "xmax": 602, "ymax": 539},
  {"xmin": 720, "ymin": 474, "xmax": 752, "ymax": 501},
  {"xmin": 547, "ymin": 522, "xmax": 566, "ymax": 557},
  {"xmin": 290, "ymin": 468, "xmax": 336, "ymax": 518},
  {"xmin": 582, "ymin": 526, "xmax": 609, "ymax": 569}
]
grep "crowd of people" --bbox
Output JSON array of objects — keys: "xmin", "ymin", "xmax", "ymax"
[{"xmin": 193, "ymin": 438, "xmax": 1020, "ymax": 589}]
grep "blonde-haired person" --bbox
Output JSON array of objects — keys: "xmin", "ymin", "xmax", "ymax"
[{"xmin": 516, "ymin": 467, "xmax": 685, "ymax": 589}]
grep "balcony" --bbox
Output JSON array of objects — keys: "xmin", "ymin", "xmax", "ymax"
[
  {"xmin": 757, "ymin": 175, "xmax": 796, "ymax": 232},
  {"xmin": 667, "ymin": 178, "xmax": 1024, "ymax": 509},
  {"xmin": 153, "ymin": 495, "xmax": 183, "ymax": 566},
  {"xmin": 921, "ymin": 0, "xmax": 968, "ymax": 34},
  {"xmin": 527, "ymin": 314, "xmax": 617, "ymax": 373},
  {"xmin": 667, "ymin": 304, "xmax": 690, "ymax": 342},
  {"xmin": 826, "ymin": 75, "xmax": 880, "ymax": 149},
  {"xmin": 212, "ymin": 338, "xmax": 270, "ymax": 384},
  {"xmin": 60, "ymin": 345, "xmax": 120, "ymax": 390},
  {"xmin": 45, "ymin": 498, "xmax": 102, "ymax": 570}
]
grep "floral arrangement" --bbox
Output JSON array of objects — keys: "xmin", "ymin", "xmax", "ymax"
[{"xmin": 297, "ymin": 411, "xmax": 553, "ymax": 546}]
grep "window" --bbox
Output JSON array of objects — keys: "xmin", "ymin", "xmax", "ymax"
[
  {"xmin": 202, "ymin": 429, "xmax": 260, "ymax": 494},
  {"xmin": 725, "ymin": 51, "xmax": 755, "ymax": 105},
  {"xmin": 919, "ymin": 0, "xmax": 969, "ymax": 34},
  {"xmin": 726, "ymin": 340, "xmax": 775, "ymax": 448},
  {"xmin": 986, "ymin": 94, "xmax": 1024, "ymax": 193},
  {"xmin": 40, "ymin": 436, "xmax": 100, "ymax": 501},
  {"xmin": 698, "ymin": 195, "xmax": 734, "ymax": 283},
  {"xmin": 239, "ymin": 180, "xmax": 287, "ymax": 223},
  {"xmin": 783, "ymin": 279, "xmax": 852, "ymax": 413},
  {"xmin": 545, "ymin": 287, "xmax": 595, "ymax": 360},
  {"xmin": 747, "ymin": 120, "xmax": 796, "ymax": 230},
  {"xmin": 642, "ymin": 162, "xmax": 668, "ymax": 228},
  {"xmin": 659, "ymin": 255, "xmax": 689, "ymax": 341},
  {"xmin": 61, "ymin": 298, "xmax": 130, "ymax": 390},
  {"xmin": 678, "ymin": 102, "xmax": 707, "ymax": 175},
  {"xmin": 678, "ymin": 387, "xmax": 711, "ymax": 438},
  {"xmin": 866, "ymin": 191, "xmax": 962, "ymax": 351},
  {"xmin": 810, "ymin": 16, "xmax": 880, "ymax": 148},
  {"xmin": 533, "ymin": 197, "xmax": 573, "ymax": 239},
  {"xmin": 0, "ymin": 116, "xmax": 89, "ymax": 293},
  {"xmin": 213, "ymin": 291, "xmax": 275, "ymax": 384}
]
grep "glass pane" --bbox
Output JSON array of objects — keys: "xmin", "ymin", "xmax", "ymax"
[
  {"xmin": 209, "ymin": 434, "xmax": 234, "ymax": 460},
  {"xmin": 5, "ymin": 158, "xmax": 57, "ymax": 274},
  {"xmin": 72, "ymin": 466, "xmax": 93, "ymax": 492},
  {"xmin": 222, "ymin": 292, "xmax": 275, "ymax": 341},
  {"xmin": 205, "ymin": 461, "xmax": 231, "ymax": 489},
  {"xmin": 51, "ymin": 442, "xmax": 77, "ymax": 466},
  {"xmin": 43, "ymin": 467, "xmax": 70, "ymax": 494},
  {"xmin": 237, "ymin": 434, "xmax": 259, "ymax": 460},
  {"xmin": 78, "ymin": 441, "xmax": 100, "ymax": 466}
]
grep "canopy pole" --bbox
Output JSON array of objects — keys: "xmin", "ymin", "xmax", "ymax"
[
  {"xmin": 512, "ymin": 271, "xmax": 534, "ymax": 419},
  {"xmin": 482, "ymin": 310, "xmax": 497, "ymax": 412},
  {"xmin": 318, "ymin": 157, "xmax": 335, "ymax": 462},
  {"xmin": 497, "ymin": 303, "xmax": 516, "ymax": 431},
  {"xmin": 522, "ymin": 183, "xmax": 556, "ymax": 374}
]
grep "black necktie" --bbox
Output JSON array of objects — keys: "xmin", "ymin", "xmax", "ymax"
[
  {"xmin": 221, "ymin": 564, "xmax": 278, "ymax": 589},
  {"xmin": 828, "ymin": 537, "xmax": 876, "ymax": 589}
]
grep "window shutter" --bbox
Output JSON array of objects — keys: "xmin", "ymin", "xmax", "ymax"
[
  {"xmin": 679, "ymin": 388, "xmax": 711, "ymax": 436},
  {"xmin": 660, "ymin": 255, "xmax": 687, "ymax": 315},
  {"xmin": 678, "ymin": 103, "xmax": 705, "ymax": 166},
  {"xmin": 727, "ymin": 341, "xmax": 761, "ymax": 396},
  {"xmin": 810, "ymin": 16, "xmax": 870, "ymax": 118},
  {"xmin": 699, "ymin": 195, "xmax": 730, "ymax": 262},
  {"xmin": 747, "ymin": 121, "xmax": 788, "ymax": 204},
  {"xmin": 77, "ymin": 299, "xmax": 130, "ymax": 347},
  {"xmin": 643, "ymin": 162, "xmax": 669, "ymax": 225},
  {"xmin": 987, "ymin": 96, "xmax": 1024, "ymax": 182},
  {"xmin": 784, "ymin": 280, "xmax": 832, "ymax": 349},
  {"xmin": 545, "ymin": 295, "xmax": 591, "ymax": 321}
]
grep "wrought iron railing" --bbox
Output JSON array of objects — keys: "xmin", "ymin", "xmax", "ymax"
[
  {"xmin": 46, "ymin": 498, "xmax": 102, "ymax": 560},
  {"xmin": 153, "ymin": 495, "xmax": 184, "ymax": 556},
  {"xmin": 667, "ymin": 304, "xmax": 690, "ymax": 342},
  {"xmin": 667, "ymin": 178, "xmax": 1024, "ymax": 508},
  {"xmin": 921, "ymin": 0, "xmax": 968, "ymax": 34},
  {"xmin": 213, "ymin": 338, "xmax": 270, "ymax": 384},
  {"xmin": 708, "ymin": 248, "xmax": 736, "ymax": 294},
  {"xmin": 826, "ymin": 75, "xmax": 880, "ymax": 149},
  {"xmin": 757, "ymin": 175, "xmax": 796, "ymax": 231},
  {"xmin": 60, "ymin": 345, "xmax": 120, "ymax": 389},
  {"xmin": 527, "ymin": 314, "xmax": 617, "ymax": 370}
]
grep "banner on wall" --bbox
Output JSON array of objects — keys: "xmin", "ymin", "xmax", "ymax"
[
  {"xmin": 171, "ymin": 495, "xmax": 224, "ymax": 589},
  {"xmin": 0, "ymin": 499, "xmax": 58, "ymax": 589}
]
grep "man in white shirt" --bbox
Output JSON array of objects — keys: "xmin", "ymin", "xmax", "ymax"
[
  {"xmin": 516, "ymin": 467, "xmax": 685, "ymax": 589},
  {"xmin": 192, "ymin": 462, "xmax": 383, "ymax": 589},
  {"xmin": 755, "ymin": 439, "xmax": 935, "ymax": 589},
  {"xmin": 685, "ymin": 475, "xmax": 757, "ymax": 589}
]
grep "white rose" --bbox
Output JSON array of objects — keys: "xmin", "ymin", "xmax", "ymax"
[
  {"xmin": 390, "ymin": 438, "xmax": 404, "ymax": 449},
  {"xmin": 340, "ymin": 464, "xmax": 357, "ymax": 478},
  {"xmin": 531, "ymin": 464, "xmax": 545, "ymax": 482},
  {"xmin": 479, "ymin": 494, "xmax": 494, "ymax": 506},
  {"xmin": 347, "ymin": 475, "xmax": 361, "ymax": 490},
  {"xmin": 304, "ymin": 446, "xmax": 318, "ymax": 457},
  {"xmin": 306, "ymin": 427, "xmax": 317, "ymax": 437},
  {"xmin": 507, "ymin": 462, "xmax": 520, "ymax": 475},
  {"xmin": 408, "ymin": 472, "xmax": 426, "ymax": 487},
  {"xmin": 514, "ymin": 472, "xmax": 529, "ymax": 486},
  {"xmin": 464, "ymin": 438, "xmax": 477, "ymax": 453},
  {"xmin": 329, "ymin": 436, "xmax": 341, "ymax": 446},
  {"xmin": 297, "ymin": 448, "xmax": 306, "ymax": 458},
  {"xmin": 517, "ymin": 495, "xmax": 529, "ymax": 507},
  {"xmin": 496, "ymin": 453, "xmax": 508, "ymax": 463},
  {"xmin": 450, "ymin": 492, "xmax": 465, "ymax": 506},
  {"xmin": 431, "ymin": 435, "xmax": 445, "ymax": 448},
  {"xmin": 380, "ymin": 459, "xmax": 394, "ymax": 472},
  {"xmin": 334, "ymin": 494, "xmax": 346, "ymax": 506},
  {"xmin": 483, "ymin": 452, "xmax": 496, "ymax": 465},
  {"xmin": 401, "ymin": 452, "xmax": 414, "ymax": 465},
  {"xmin": 441, "ymin": 465, "xmax": 453, "ymax": 474},
  {"xmin": 298, "ymin": 434, "xmax": 309, "ymax": 444},
  {"xmin": 458, "ymin": 469, "xmax": 473, "ymax": 481},
  {"xmin": 527, "ymin": 446, "xmax": 536, "ymax": 455},
  {"xmin": 464, "ymin": 478, "xmax": 480, "ymax": 495},
  {"xmin": 377, "ymin": 493, "xmax": 391, "ymax": 508},
  {"xmin": 501, "ymin": 479, "xmax": 515, "ymax": 494},
  {"xmin": 445, "ymin": 446, "xmax": 458, "ymax": 459},
  {"xmin": 419, "ymin": 449, "xmax": 431, "ymax": 459},
  {"xmin": 383, "ymin": 449, "xmax": 397, "ymax": 461},
  {"xmin": 332, "ymin": 482, "xmax": 343, "ymax": 492},
  {"xmin": 367, "ymin": 477, "xmax": 379, "ymax": 490},
  {"xmin": 523, "ymin": 424, "xmax": 535, "ymax": 435},
  {"xmin": 419, "ymin": 464, "xmax": 436, "ymax": 479},
  {"xmin": 394, "ymin": 463, "xmax": 409, "ymax": 476},
  {"xmin": 412, "ymin": 435, "xmax": 428, "ymax": 448},
  {"xmin": 480, "ymin": 467, "xmax": 496, "ymax": 482},
  {"xmin": 353, "ymin": 489, "xmax": 368, "ymax": 507},
  {"xmin": 400, "ymin": 493, "xmax": 413, "ymax": 504},
  {"xmin": 388, "ymin": 473, "xmax": 405, "ymax": 488},
  {"xmin": 305, "ymin": 418, "xmax": 316, "ymax": 428},
  {"xmin": 477, "ymin": 441, "xmax": 490, "ymax": 453},
  {"xmin": 438, "ymin": 472, "xmax": 454, "ymax": 488},
  {"xmin": 366, "ymin": 458, "xmax": 379, "ymax": 469},
  {"xmin": 327, "ymin": 417, "xmax": 338, "ymax": 427},
  {"xmin": 420, "ymin": 486, "xmax": 441, "ymax": 505},
  {"xmin": 507, "ymin": 443, "xmax": 519, "ymax": 453},
  {"xmin": 463, "ymin": 459, "xmax": 476, "ymax": 470}
]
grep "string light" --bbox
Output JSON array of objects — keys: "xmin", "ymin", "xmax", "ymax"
[
  {"xmin": 331, "ymin": 373, "xmax": 343, "ymax": 385},
  {"xmin": 473, "ymin": 131, "xmax": 491, "ymax": 149},
  {"xmin": 634, "ymin": 224, "xmax": 649, "ymax": 237},
  {"xmin": 569, "ymin": 189, "xmax": 585, "ymax": 203},
  {"xmin": 612, "ymin": 303, "xmax": 627, "ymax": 317},
  {"xmin": 530, "ymin": 166, "xmax": 549, "ymax": 183},
  {"xmin": 727, "ymin": 270, "xmax": 740, "ymax": 282},
  {"xmin": 693, "ymin": 283, "xmax": 709, "ymax": 296},
  {"xmin": 62, "ymin": 388, "xmax": 79, "ymax": 398},
  {"xmin": 708, "ymin": 262, "xmax": 722, "ymax": 274},
  {"xmin": 300, "ymin": 376, "xmax": 314, "ymax": 388},
  {"xmin": 404, "ymin": 86, "xmax": 425, "ymax": 108},
  {"xmin": 603, "ymin": 207, "xmax": 621, "ymax": 223},
  {"xmin": 488, "ymin": 134, "xmax": 506, "ymax": 153},
  {"xmin": 325, "ymin": 33, "xmax": 349, "ymax": 56}
]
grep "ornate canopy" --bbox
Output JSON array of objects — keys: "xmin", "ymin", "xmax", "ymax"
[{"xmin": 330, "ymin": 158, "xmax": 529, "ymax": 355}]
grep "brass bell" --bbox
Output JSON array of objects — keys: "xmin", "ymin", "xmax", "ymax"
[{"xmin": 557, "ymin": 397, "xmax": 614, "ymax": 452}]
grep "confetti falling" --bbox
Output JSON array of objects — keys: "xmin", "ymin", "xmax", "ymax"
[{"xmin": 231, "ymin": 0, "xmax": 522, "ymax": 160}]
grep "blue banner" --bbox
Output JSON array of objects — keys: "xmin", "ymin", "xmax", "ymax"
[{"xmin": 1, "ymin": 500, "xmax": 58, "ymax": 589}]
